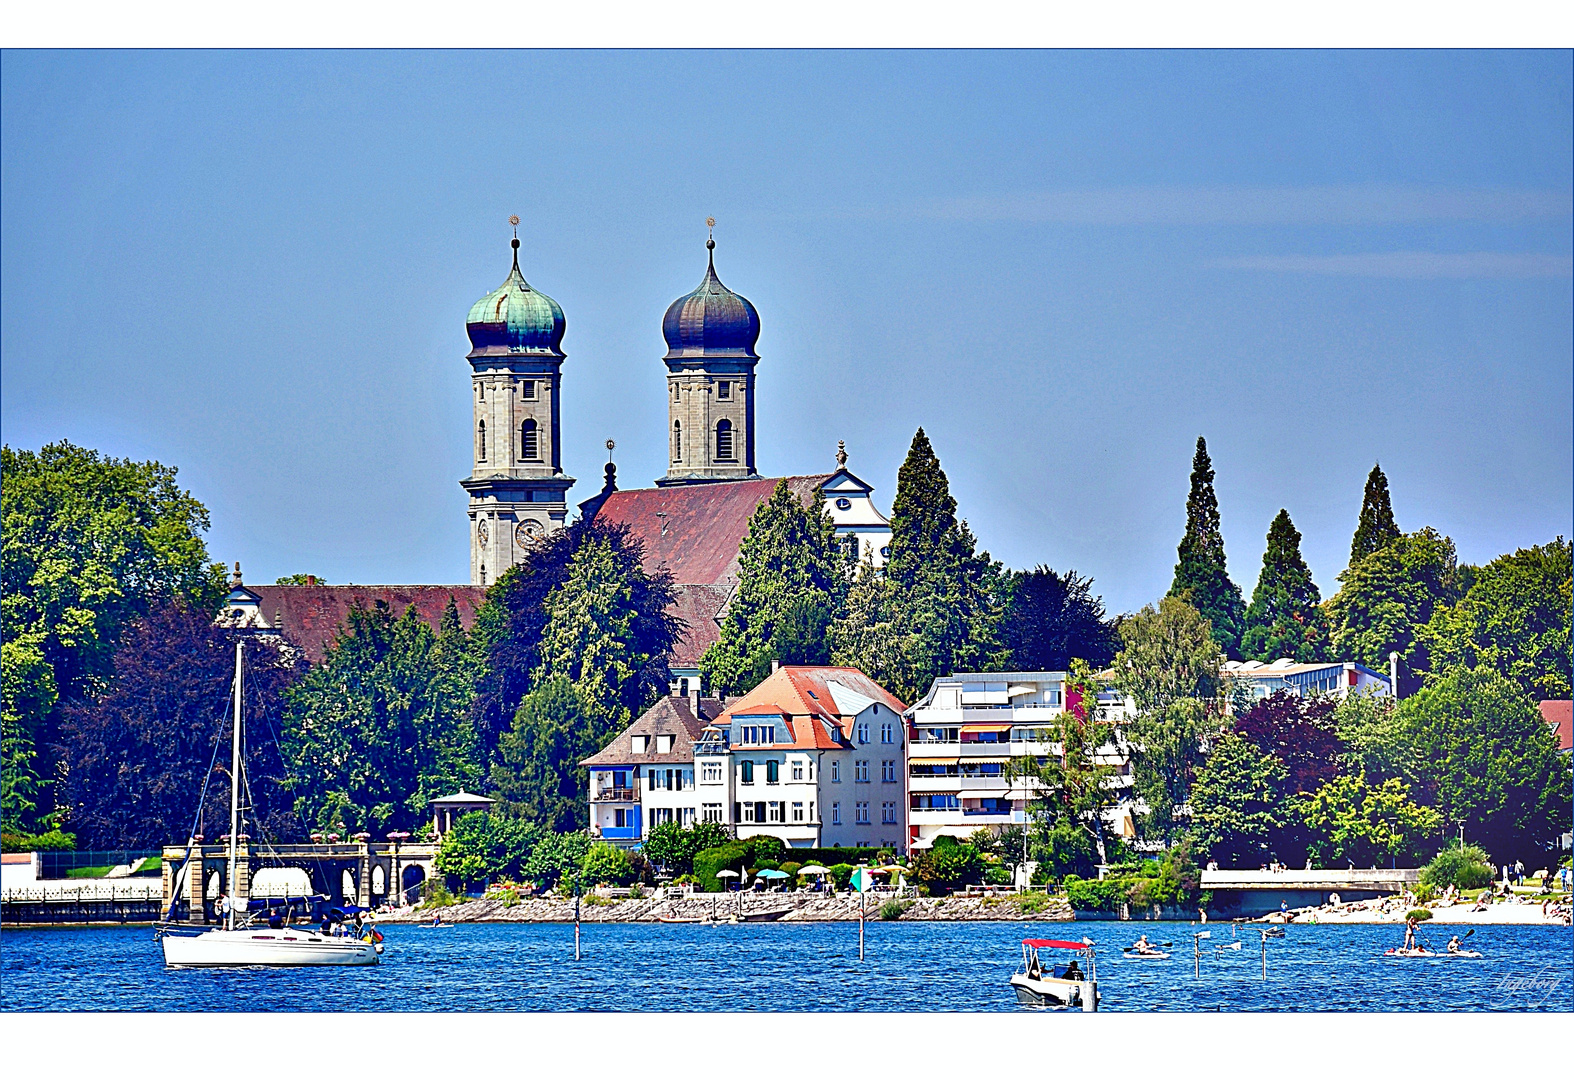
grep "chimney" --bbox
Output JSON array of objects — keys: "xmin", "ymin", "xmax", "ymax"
[
  {"xmin": 689, "ymin": 687, "xmax": 700, "ymax": 714},
  {"xmin": 771, "ymin": 659, "xmax": 781, "ymax": 674}
]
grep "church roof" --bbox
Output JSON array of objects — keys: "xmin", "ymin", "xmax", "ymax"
[
  {"xmin": 246, "ymin": 585, "xmax": 486, "ymax": 664},
  {"xmin": 592, "ymin": 475, "xmax": 830, "ymax": 587},
  {"xmin": 662, "ymin": 240, "xmax": 760, "ymax": 360},
  {"xmin": 466, "ymin": 239, "xmax": 566, "ymax": 359}
]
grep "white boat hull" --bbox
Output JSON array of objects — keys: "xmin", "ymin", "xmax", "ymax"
[
  {"xmin": 162, "ymin": 928, "xmax": 379, "ymax": 967},
  {"xmin": 1009, "ymin": 972, "xmax": 1095, "ymax": 1008}
]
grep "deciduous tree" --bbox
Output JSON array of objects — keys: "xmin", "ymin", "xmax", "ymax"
[
  {"xmin": 1187, "ymin": 733, "xmax": 1288, "ymax": 867},
  {"xmin": 1003, "ymin": 567, "xmax": 1118, "ymax": 671},
  {"xmin": 1326, "ymin": 527, "xmax": 1463, "ymax": 691},
  {"xmin": 1291, "ymin": 773, "xmax": 1440, "ymax": 867}
]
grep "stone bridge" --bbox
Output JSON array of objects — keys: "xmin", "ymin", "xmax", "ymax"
[
  {"xmin": 1201, "ymin": 868, "xmax": 1421, "ymax": 917},
  {"xmin": 160, "ymin": 840, "xmax": 438, "ymax": 924}
]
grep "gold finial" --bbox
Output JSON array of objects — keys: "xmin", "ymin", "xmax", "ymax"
[
  {"xmin": 509, "ymin": 214, "xmax": 520, "ymax": 227},
  {"xmin": 706, "ymin": 217, "xmax": 716, "ymax": 253},
  {"xmin": 706, "ymin": 216, "xmax": 716, "ymax": 229},
  {"xmin": 605, "ymin": 438, "xmax": 616, "ymax": 462}
]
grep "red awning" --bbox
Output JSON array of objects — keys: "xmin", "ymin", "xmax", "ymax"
[{"xmin": 1023, "ymin": 939, "xmax": 1088, "ymax": 950}]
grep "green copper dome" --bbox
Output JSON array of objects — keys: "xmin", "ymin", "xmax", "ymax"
[{"xmin": 466, "ymin": 239, "xmax": 566, "ymax": 359}]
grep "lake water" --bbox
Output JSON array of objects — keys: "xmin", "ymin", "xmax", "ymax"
[{"xmin": 2, "ymin": 921, "xmax": 1569, "ymax": 1011}]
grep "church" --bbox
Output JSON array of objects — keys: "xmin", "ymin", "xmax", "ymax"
[{"xmin": 225, "ymin": 223, "xmax": 893, "ymax": 687}]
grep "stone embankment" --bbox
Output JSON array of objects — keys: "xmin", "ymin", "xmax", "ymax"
[
  {"xmin": 1259, "ymin": 892, "xmax": 1572, "ymax": 926},
  {"xmin": 379, "ymin": 891, "xmax": 1074, "ymax": 924}
]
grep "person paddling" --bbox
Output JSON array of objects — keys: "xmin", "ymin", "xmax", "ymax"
[
  {"xmin": 1132, "ymin": 933, "xmax": 1153, "ymax": 954},
  {"xmin": 1403, "ymin": 916, "xmax": 1419, "ymax": 952},
  {"xmin": 1446, "ymin": 935, "xmax": 1461, "ymax": 954}
]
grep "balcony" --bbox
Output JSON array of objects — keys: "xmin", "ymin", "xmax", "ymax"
[
  {"xmin": 596, "ymin": 826, "xmax": 640, "ymax": 840},
  {"xmin": 958, "ymin": 742, "xmax": 1012, "ymax": 758},
  {"xmin": 593, "ymin": 788, "xmax": 637, "ymax": 802}
]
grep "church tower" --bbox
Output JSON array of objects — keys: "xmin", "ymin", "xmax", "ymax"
[
  {"xmin": 656, "ymin": 225, "xmax": 762, "ymax": 486},
  {"xmin": 460, "ymin": 221, "xmax": 574, "ymax": 586}
]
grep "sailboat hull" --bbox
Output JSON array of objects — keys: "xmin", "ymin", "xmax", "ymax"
[{"xmin": 162, "ymin": 929, "xmax": 379, "ymax": 967}]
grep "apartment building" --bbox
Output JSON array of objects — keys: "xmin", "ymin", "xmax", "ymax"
[{"xmin": 693, "ymin": 665, "xmax": 908, "ymax": 851}]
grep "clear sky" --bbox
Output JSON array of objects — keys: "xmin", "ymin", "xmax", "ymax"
[{"xmin": 3, "ymin": 50, "xmax": 1570, "ymax": 615}]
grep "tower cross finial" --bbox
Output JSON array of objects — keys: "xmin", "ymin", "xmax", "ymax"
[
  {"xmin": 508, "ymin": 214, "xmax": 521, "ymax": 270},
  {"xmin": 706, "ymin": 216, "xmax": 716, "ymax": 254}
]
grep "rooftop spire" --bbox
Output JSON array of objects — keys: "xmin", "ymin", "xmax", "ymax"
[
  {"xmin": 509, "ymin": 214, "xmax": 521, "ymax": 273},
  {"xmin": 706, "ymin": 216, "xmax": 716, "ymax": 268}
]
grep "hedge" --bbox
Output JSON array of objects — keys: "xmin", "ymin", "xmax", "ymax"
[
  {"xmin": 694, "ymin": 842, "xmax": 752, "ymax": 892},
  {"xmin": 769, "ymin": 847, "xmax": 885, "ymax": 868}
]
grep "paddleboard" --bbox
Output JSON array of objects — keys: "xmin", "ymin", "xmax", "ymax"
[{"xmin": 1122, "ymin": 949, "xmax": 1171, "ymax": 960}]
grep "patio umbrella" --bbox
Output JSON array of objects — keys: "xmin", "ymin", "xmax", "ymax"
[
  {"xmin": 798, "ymin": 865, "xmax": 830, "ymax": 875},
  {"xmin": 715, "ymin": 870, "xmax": 740, "ymax": 879},
  {"xmin": 756, "ymin": 869, "xmax": 789, "ymax": 880}
]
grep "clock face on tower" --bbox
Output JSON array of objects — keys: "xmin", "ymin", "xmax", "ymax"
[
  {"xmin": 477, "ymin": 519, "xmax": 490, "ymax": 546},
  {"xmin": 515, "ymin": 520, "xmax": 544, "ymax": 548}
]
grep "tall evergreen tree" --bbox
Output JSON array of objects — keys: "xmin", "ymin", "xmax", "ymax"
[
  {"xmin": 700, "ymin": 480, "xmax": 850, "ymax": 696},
  {"xmin": 490, "ymin": 532, "xmax": 680, "ymax": 831},
  {"xmin": 1241, "ymin": 510, "xmax": 1330, "ymax": 662},
  {"xmin": 830, "ymin": 428, "xmax": 1007, "ymax": 703},
  {"xmin": 1168, "ymin": 437, "xmax": 1245, "ymax": 658},
  {"xmin": 1349, "ymin": 463, "xmax": 1400, "ymax": 565}
]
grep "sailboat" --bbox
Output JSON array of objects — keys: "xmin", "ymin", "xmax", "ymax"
[{"xmin": 160, "ymin": 642, "xmax": 380, "ymax": 967}]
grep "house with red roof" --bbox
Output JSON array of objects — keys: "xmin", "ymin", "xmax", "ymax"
[{"xmin": 1539, "ymin": 700, "xmax": 1572, "ymax": 755}]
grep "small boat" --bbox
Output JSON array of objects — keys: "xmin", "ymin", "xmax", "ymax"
[
  {"xmin": 1261, "ymin": 926, "xmax": 1286, "ymax": 937},
  {"xmin": 1383, "ymin": 947, "xmax": 1482, "ymax": 959},
  {"xmin": 1122, "ymin": 949, "xmax": 1171, "ymax": 960},
  {"xmin": 1010, "ymin": 938, "xmax": 1099, "ymax": 1010},
  {"xmin": 418, "ymin": 921, "xmax": 457, "ymax": 929},
  {"xmin": 159, "ymin": 642, "xmax": 379, "ymax": 969},
  {"xmin": 739, "ymin": 908, "xmax": 790, "ymax": 922}
]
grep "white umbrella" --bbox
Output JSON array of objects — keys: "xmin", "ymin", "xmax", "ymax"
[
  {"xmin": 798, "ymin": 865, "xmax": 830, "ymax": 875},
  {"xmin": 715, "ymin": 870, "xmax": 740, "ymax": 879}
]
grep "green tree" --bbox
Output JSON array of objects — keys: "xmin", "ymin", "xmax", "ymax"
[
  {"xmin": 1241, "ymin": 510, "xmax": 1329, "ymax": 662},
  {"xmin": 1168, "ymin": 437, "xmax": 1245, "ymax": 658},
  {"xmin": 1421, "ymin": 538, "xmax": 1572, "ymax": 700},
  {"xmin": 520, "ymin": 829, "xmax": 592, "ymax": 888},
  {"xmin": 1382, "ymin": 668, "xmax": 1570, "ymax": 862},
  {"xmin": 490, "ymin": 533, "xmax": 680, "ymax": 831},
  {"xmin": 580, "ymin": 841, "xmax": 635, "ymax": 886},
  {"xmin": 701, "ymin": 480, "xmax": 849, "ymax": 696},
  {"xmin": 831, "ymin": 429, "xmax": 1008, "ymax": 703},
  {"xmin": 1, "ymin": 441, "xmax": 226, "ymax": 831},
  {"xmin": 1291, "ymin": 773, "xmax": 1441, "ymax": 867},
  {"xmin": 1003, "ymin": 567, "xmax": 1119, "ymax": 671},
  {"xmin": 1420, "ymin": 844, "xmax": 1494, "ymax": 890},
  {"xmin": 1188, "ymin": 732, "xmax": 1288, "ymax": 866},
  {"xmin": 642, "ymin": 820, "xmax": 732, "ymax": 875},
  {"xmin": 433, "ymin": 811, "xmax": 543, "ymax": 888},
  {"xmin": 1110, "ymin": 597, "xmax": 1227, "ymax": 843},
  {"xmin": 281, "ymin": 599, "xmax": 483, "ymax": 835},
  {"xmin": 1326, "ymin": 527, "xmax": 1464, "ymax": 688},
  {"xmin": 910, "ymin": 834, "xmax": 985, "ymax": 895},
  {"xmin": 273, "ymin": 573, "xmax": 327, "ymax": 585},
  {"xmin": 1349, "ymin": 463, "xmax": 1401, "ymax": 565}
]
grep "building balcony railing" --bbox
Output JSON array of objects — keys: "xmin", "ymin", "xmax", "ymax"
[
  {"xmin": 593, "ymin": 788, "xmax": 637, "ymax": 802},
  {"xmin": 596, "ymin": 826, "xmax": 640, "ymax": 840}
]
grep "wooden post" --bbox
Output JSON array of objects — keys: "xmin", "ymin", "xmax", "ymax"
[{"xmin": 573, "ymin": 879, "xmax": 581, "ymax": 961}]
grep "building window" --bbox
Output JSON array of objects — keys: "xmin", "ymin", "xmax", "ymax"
[
  {"xmin": 857, "ymin": 722, "xmax": 869, "ymax": 744},
  {"xmin": 881, "ymin": 722, "xmax": 893, "ymax": 744},
  {"xmin": 477, "ymin": 420, "xmax": 487, "ymax": 462},
  {"xmin": 855, "ymin": 801, "xmax": 870, "ymax": 824},
  {"xmin": 702, "ymin": 803, "xmax": 723, "ymax": 823},
  {"xmin": 830, "ymin": 760, "xmax": 840, "ymax": 783},
  {"xmin": 882, "ymin": 801, "xmax": 897, "ymax": 824},
  {"xmin": 717, "ymin": 381, "xmax": 730, "ymax": 400},
  {"xmin": 657, "ymin": 734, "xmax": 674, "ymax": 754},
  {"xmin": 716, "ymin": 419, "xmax": 734, "ymax": 461},
  {"xmin": 740, "ymin": 802, "xmax": 756, "ymax": 823},
  {"xmin": 522, "ymin": 380, "xmax": 535, "ymax": 400},
  {"xmin": 855, "ymin": 760, "xmax": 869, "ymax": 783},
  {"xmin": 792, "ymin": 801, "xmax": 804, "ymax": 822},
  {"xmin": 740, "ymin": 760, "xmax": 754, "ymax": 785},
  {"xmin": 791, "ymin": 760, "xmax": 803, "ymax": 781},
  {"xmin": 702, "ymin": 762, "xmax": 722, "ymax": 784},
  {"xmin": 681, "ymin": 807, "xmax": 695, "ymax": 826},
  {"xmin": 765, "ymin": 759, "xmax": 780, "ymax": 785},
  {"xmin": 520, "ymin": 419, "xmax": 539, "ymax": 461},
  {"xmin": 1048, "ymin": 689, "xmax": 1062, "ymax": 705},
  {"xmin": 832, "ymin": 801, "xmax": 841, "ymax": 825},
  {"xmin": 882, "ymin": 760, "xmax": 896, "ymax": 783},
  {"xmin": 672, "ymin": 420, "xmax": 682, "ymax": 461},
  {"xmin": 768, "ymin": 802, "xmax": 783, "ymax": 823},
  {"xmin": 631, "ymin": 735, "xmax": 649, "ymax": 754}
]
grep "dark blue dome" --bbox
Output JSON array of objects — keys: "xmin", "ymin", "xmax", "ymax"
[
  {"xmin": 466, "ymin": 241, "xmax": 566, "ymax": 358},
  {"xmin": 662, "ymin": 242, "xmax": 760, "ymax": 359}
]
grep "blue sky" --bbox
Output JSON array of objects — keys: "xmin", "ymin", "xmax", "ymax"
[{"xmin": 3, "ymin": 50, "xmax": 1570, "ymax": 614}]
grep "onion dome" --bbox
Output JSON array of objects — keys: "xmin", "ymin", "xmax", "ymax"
[
  {"xmin": 466, "ymin": 236, "xmax": 566, "ymax": 358},
  {"xmin": 662, "ymin": 237, "xmax": 760, "ymax": 359}
]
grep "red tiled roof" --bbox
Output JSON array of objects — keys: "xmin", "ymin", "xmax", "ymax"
[
  {"xmin": 716, "ymin": 665, "xmax": 908, "ymax": 749},
  {"xmin": 669, "ymin": 584, "xmax": 732, "ymax": 667},
  {"xmin": 251, "ymin": 585, "xmax": 485, "ymax": 664},
  {"xmin": 592, "ymin": 476, "xmax": 829, "ymax": 586},
  {"xmin": 1539, "ymin": 700, "xmax": 1572, "ymax": 753}
]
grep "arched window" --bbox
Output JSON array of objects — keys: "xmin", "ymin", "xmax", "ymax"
[
  {"xmin": 672, "ymin": 420, "xmax": 682, "ymax": 462},
  {"xmin": 521, "ymin": 419, "xmax": 538, "ymax": 461},
  {"xmin": 477, "ymin": 420, "xmax": 486, "ymax": 462},
  {"xmin": 716, "ymin": 419, "xmax": 734, "ymax": 461}
]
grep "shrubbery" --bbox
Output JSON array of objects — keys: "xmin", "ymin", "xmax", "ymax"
[
  {"xmin": 1421, "ymin": 844, "xmax": 1495, "ymax": 891},
  {"xmin": 0, "ymin": 829, "xmax": 76, "ymax": 852},
  {"xmin": 909, "ymin": 836, "xmax": 984, "ymax": 895}
]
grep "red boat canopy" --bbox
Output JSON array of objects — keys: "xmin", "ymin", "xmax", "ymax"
[{"xmin": 1023, "ymin": 939, "xmax": 1088, "ymax": 950}]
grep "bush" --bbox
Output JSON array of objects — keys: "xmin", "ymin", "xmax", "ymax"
[
  {"xmin": 642, "ymin": 821, "xmax": 732, "ymax": 875},
  {"xmin": 1064, "ymin": 875, "xmax": 1125, "ymax": 912},
  {"xmin": 984, "ymin": 864, "xmax": 1012, "ymax": 886},
  {"xmin": 1015, "ymin": 891, "xmax": 1054, "ymax": 915},
  {"xmin": 910, "ymin": 836, "xmax": 985, "ymax": 895},
  {"xmin": 1406, "ymin": 908, "xmax": 1433, "ymax": 922},
  {"xmin": 1, "ymin": 829, "xmax": 77, "ymax": 852},
  {"xmin": 581, "ymin": 842, "xmax": 635, "ymax": 886},
  {"xmin": 828, "ymin": 863, "xmax": 854, "ymax": 889},
  {"xmin": 779, "ymin": 861, "xmax": 802, "ymax": 880},
  {"xmin": 750, "ymin": 835, "xmax": 787, "ymax": 864},
  {"xmin": 694, "ymin": 842, "xmax": 751, "ymax": 892},
  {"xmin": 1421, "ymin": 845, "xmax": 1495, "ymax": 891},
  {"xmin": 878, "ymin": 899, "xmax": 907, "ymax": 920},
  {"xmin": 420, "ymin": 878, "xmax": 456, "ymax": 907}
]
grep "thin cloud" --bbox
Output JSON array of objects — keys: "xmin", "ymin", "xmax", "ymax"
[
  {"xmin": 1208, "ymin": 252, "xmax": 1574, "ymax": 278},
  {"xmin": 877, "ymin": 186, "xmax": 1572, "ymax": 226}
]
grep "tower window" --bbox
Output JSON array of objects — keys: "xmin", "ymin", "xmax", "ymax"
[
  {"xmin": 521, "ymin": 419, "xmax": 538, "ymax": 461},
  {"xmin": 672, "ymin": 420, "xmax": 682, "ymax": 462},
  {"xmin": 477, "ymin": 420, "xmax": 486, "ymax": 462},
  {"xmin": 522, "ymin": 381, "xmax": 535, "ymax": 400},
  {"xmin": 716, "ymin": 419, "xmax": 734, "ymax": 461},
  {"xmin": 717, "ymin": 381, "xmax": 730, "ymax": 400}
]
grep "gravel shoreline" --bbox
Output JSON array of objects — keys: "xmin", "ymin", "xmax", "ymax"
[{"xmin": 378, "ymin": 892, "xmax": 1076, "ymax": 924}]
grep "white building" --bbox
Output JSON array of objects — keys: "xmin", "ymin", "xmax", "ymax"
[
  {"xmin": 581, "ymin": 691, "xmax": 725, "ymax": 846},
  {"xmin": 1219, "ymin": 659, "xmax": 1391, "ymax": 705},
  {"xmin": 904, "ymin": 671, "xmax": 1136, "ymax": 850},
  {"xmin": 693, "ymin": 665, "xmax": 908, "ymax": 850}
]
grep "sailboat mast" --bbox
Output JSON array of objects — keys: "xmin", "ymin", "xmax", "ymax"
[{"xmin": 227, "ymin": 640, "xmax": 243, "ymax": 931}]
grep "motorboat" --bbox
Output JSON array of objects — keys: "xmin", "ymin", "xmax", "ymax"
[
  {"xmin": 1009, "ymin": 938, "xmax": 1100, "ymax": 1010},
  {"xmin": 159, "ymin": 642, "xmax": 380, "ymax": 968}
]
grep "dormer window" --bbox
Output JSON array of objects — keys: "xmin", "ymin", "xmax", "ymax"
[
  {"xmin": 657, "ymin": 734, "xmax": 674, "ymax": 754},
  {"xmin": 631, "ymin": 735, "xmax": 650, "ymax": 754}
]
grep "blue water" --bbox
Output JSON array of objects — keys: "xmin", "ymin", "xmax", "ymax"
[{"xmin": 2, "ymin": 922, "xmax": 1569, "ymax": 1011}]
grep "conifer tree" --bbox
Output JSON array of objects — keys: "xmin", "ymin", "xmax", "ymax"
[
  {"xmin": 1349, "ymin": 463, "xmax": 1400, "ymax": 565},
  {"xmin": 700, "ymin": 480, "xmax": 849, "ymax": 696},
  {"xmin": 1241, "ymin": 509, "xmax": 1330, "ymax": 662},
  {"xmin": 1169, "ymin": 436, "xmax": 1245, "ymax": 658},
  {"xmin": 831, "ymin": 428, "xmax": 1007, "ymax": 703}
]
